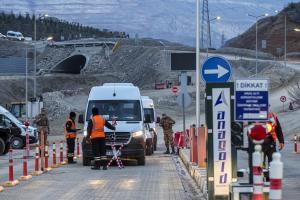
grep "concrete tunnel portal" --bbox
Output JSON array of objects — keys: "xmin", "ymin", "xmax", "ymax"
[{"xmin": 52, "ymin": 55, "xmax": 87, "ymax": 74}]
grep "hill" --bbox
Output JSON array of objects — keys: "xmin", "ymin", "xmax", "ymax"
[
  {"xmin": 225, "ymin": 3, "xmax": 300, "ymax": 57},
  {"xmin": 0, "ymin": 12, "xmax": 128, "ymax": 41}
]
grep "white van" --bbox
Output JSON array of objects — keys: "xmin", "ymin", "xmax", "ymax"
[
  {"xmin": 142, "ymin": 96, "xmax": 158, "ymax": 152},
  {"xmin": 0, "ymin": 106, "xmax": 37, "ymax": 150},
  {"xmin": 80, "ymin": 83, "xmax": 149, "ymax": 166},
  {"xmin": 6, "ymin": 31, "xmax": 25, "ymax": 41}
]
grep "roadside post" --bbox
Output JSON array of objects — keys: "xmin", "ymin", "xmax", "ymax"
[
  {"xmin": 176, "ymin": 72, "xmax": 192, "ymax": 147},
  {"xmin": 203, "ymin": 56, "xmax": 235, "ymax": 200}
]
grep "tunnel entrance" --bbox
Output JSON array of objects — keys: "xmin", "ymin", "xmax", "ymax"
[{"xmin": 52, "ymin": 55, "xmax": 86, "ymax": 74}]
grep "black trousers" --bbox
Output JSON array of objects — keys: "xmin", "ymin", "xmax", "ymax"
[
  {"xmin": 67, "ymin": 138, "xmax": 75, "ymax": 159},
  {"xmin": 262, "ymin": 137, "xmax": 276, "ymax": 165},
  {"xmin": 91, "ymin": 137, "xmax": 106, "ymax": 167}
]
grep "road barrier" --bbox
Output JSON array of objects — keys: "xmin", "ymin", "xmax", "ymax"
[
  {"xmin": 60, "ymin": 141, "xmax": 66, "ymax": 165},
  {"xmin": 19, "ymin": 148, "xmax": 32, "ymax": 181},
  {"xmin": 189, "ymin": 125, "xmax": 198, "ymax": 163},
  {"xmin": 269, "ymin": 153, "xmax": 283, "ymax": 200},
  {"xmin": 2, "ymin": 149, "xmax": 19, "ymax": 187},
  {"xmin": 65, "ymin": 141, "xmax": 68, "ymax": 162},
  {"xmin": 197, "ymin": 127, "xmax": 207, "ymax": 168},
  {"xmin": 252, "ymin": 145, "xmax": 264, "ymax": 200},
  {"xmin": 31, "ymin": 144, "xmax": 43, "ymax": 176},
  {"xmin": 51, "ymin": 143, "xmax": 58, "ymax": 168},
  {"xmin": 294, "ymin": 135, "xmax": 298, "ymax": 153},
  {"xmin": 45, "ymin": 144, "xmax": 51, "ymax": 171},
  {"xmin": 76, "ymin": 138, "xmax": 81, "ymax": 158}
]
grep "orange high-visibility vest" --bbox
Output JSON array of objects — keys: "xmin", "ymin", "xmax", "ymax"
[
  {"xmin": 267, "ymin": 112, "xmax": 278, "ymax": 141},
  {"xmin": 90, "ymin": 115, "xmax": 105, "ymax": 139},
  {"xmin": 64, "ymin": 118, "xmax": 76, "ymax": 139}
]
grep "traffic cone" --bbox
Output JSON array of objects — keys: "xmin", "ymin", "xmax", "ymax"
[
  {"xmin": 65, "ymin": 141, "xmax": 68, "ymax": 162},
  {"xmin": 0, "ymin": 186, "xmax": 3, "ymax": 192},
  {"xmin": 252, "ymin": 145, "xmax": 264, "ymax": 200},
  {"xmin": 19, "ymin": 148, "xmax": 32, "ymax": 181},
  {"xmin": 31, "ymin": 144, "xmax": 43, "ymax": 176},
  {"xmin": 51, "ymin": 142, "xmax": 58, "ymax": 168},
  {"xmin": 59, "ymin": 141, "xmax": 66, "ymax": 165},
  {"xmin": 2, "ymin": 149, "xmax": 19, "ymax": 187},
  {"xmin": 294, "ymin": 135, "xmax": 298, "ymax": 153},
  {"xmin": 44, "ymin": 144, "xmax": 52, "ymax": 171}
]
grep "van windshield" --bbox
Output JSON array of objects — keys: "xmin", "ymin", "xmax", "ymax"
[
  {"xmin": 144, "ymin": 108, "xmax": 154, "ymax": 123},
  {"xmin": 86, "ymin": 100, "xmax": 142, "ymax": 121}
]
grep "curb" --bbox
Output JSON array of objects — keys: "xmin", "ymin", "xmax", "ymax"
[{"xmin": 179, "ymin": 149, "xmax": 207, "ymax": 194}]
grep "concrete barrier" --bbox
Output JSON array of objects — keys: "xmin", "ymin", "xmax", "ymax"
[{"xmin": 179, "ymin": 148, "xmax": 207, "ymax": 194}]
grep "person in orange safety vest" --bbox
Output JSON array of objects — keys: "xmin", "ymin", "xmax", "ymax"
[
  {"xmin": 87, "ymin": 107, "xmax": 115, "ymax": 170},
  {"xmin": 65, "ymin": 112, "xmax": 78, "ymax": 164},
  {"xmin": 262, "ymin": 111, "xmax": 284, "ymax": 166}
]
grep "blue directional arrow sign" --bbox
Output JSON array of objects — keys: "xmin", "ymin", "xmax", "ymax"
[{"xmin": 201, "ymin": 56, "xmax": 232, "ymax": 83}]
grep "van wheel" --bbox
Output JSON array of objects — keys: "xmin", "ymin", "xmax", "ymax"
[
  {"xmin": 83, "ymin": 156, "xmax": 91, "ymax": 166},
  {"xmin": 0, "ymin": 138, "xmax": 6, "ymax": 155},
  {"xmin": 137, "ymin": 156, "xmax": 145, "ymax": 166},
  {"xmin": 11, "ymin": 137, "xmax": 24, "ymax": 149}
]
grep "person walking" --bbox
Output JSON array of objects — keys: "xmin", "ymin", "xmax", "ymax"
[
  {"xmin": 34, "ymin": 107, "xmax": 50, "ymax": 148},
  {"xmin": 262, "ymin": 111, "xmax": 284, "ymax": 166},
  {"xmin": 65, "ymin": 112, "xmax": 78, "ymax": 164},
  {"xmin": 159, "ymin": 113, "xmax": 175, "ymax": 154},
  {"xmin": 87, "ymin": 107, "xmax": 115, "ymax": 170}
]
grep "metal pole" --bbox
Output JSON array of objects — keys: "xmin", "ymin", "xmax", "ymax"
[
  {"xmin": 34, "ymin": 15, "xmax": 37, "ymax": 99},
  {"xmin": 284, "ymin": 15, "xmax": 287, "ymax": 68},
  {"xmin": 25, "ymin": 48, "xmax": 28, "ymax": 120},
  {"xmin": 256, "ymin": 17, "xmax": 258, "ymax": 77},
  {"xmin": 182, "ymin": 92, "xmax": 186, "ymax": 147},
  {"xmin": 196, "ymin": 0, "xmax": 201, "ymax": 135}
]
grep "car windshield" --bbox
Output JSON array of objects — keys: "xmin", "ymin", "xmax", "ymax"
[
  {"xmin": 86, "ymin": 100, "xmax": 142, "ymax": 121},
  {"xmin": 144, "ymin": 108, "xmax": 154, "ymax": 123}
]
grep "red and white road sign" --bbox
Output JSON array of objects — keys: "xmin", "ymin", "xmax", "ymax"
[
  {"xmin": 172, "ymin": 86, "xmax": 179, "ymax": 94},
  {"xmin": 280, "ymin": 96, "xmax": 287, "ymax": 103}
]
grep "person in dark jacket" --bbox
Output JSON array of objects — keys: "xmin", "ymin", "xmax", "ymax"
[
  {"xmin": 87, "ymin": 107, "xmax": 115, "ymax": 170},
  {"xmin": 65, "ymin": 112, "xmax": 78, "ymax": 164}
]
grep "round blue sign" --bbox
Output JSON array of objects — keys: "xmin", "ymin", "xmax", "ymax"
[{"xmin": 201, "ymin": 56, "xmax": 232, "ymax": 83}]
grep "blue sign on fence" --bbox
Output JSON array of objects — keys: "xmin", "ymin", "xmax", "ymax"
[{"xmin": 235, "ymin": 79, "xmax": 269, "ymax": 121}]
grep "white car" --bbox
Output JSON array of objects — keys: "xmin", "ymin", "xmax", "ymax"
[{"xmin": 6, "ymin": 31, "xmax": 25, "ymax": 41}]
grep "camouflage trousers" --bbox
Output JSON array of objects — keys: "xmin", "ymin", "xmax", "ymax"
[
  {"xmin": 163, "ymin": 130, "xmax": 174, "ymax": 148},
  {"xmin": 38, "ymin": 127, "xmax": 48, "ymax": 146}
]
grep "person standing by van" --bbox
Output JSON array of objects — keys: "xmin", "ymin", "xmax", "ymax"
[
  {"xmin": 65, "ymin": 112, "xmax": 77, "ymax": 164},
  {"xmin": 87, "ymin": 107, "xmax": 115, "ymax": 170},
  {"xmin": 34, "ymin": 108, "xmax": 50, "ymax": 147},
  {"xmin": 159, "ymin": 114, "xmax": 175, "ymax": 154}
]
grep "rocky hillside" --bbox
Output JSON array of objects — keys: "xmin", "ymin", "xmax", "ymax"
[{"xmin": 225, "ymin": 3, "xmax": 300, "ymax": 56}]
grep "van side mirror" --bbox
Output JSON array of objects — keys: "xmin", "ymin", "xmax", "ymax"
[
  {"xmin": 144, "ymin": 114, "xmax": 151, "ymax": 124},
  {"xmin": 78, "ymin": 114, "xmax": 84, "ymax": 124},
  {"xmin": 156, "ymin": 117, "xmax": 161, "ymax": 124}
]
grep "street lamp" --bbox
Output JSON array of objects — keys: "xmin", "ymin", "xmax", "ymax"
[
  {"xmin": 248, "ymin": 13, "xmax": 269, "ymax": 77},
  {"xmin": 196, "ymin": 0, "xmax": 201, "ymax": 135},
  {"xmin": 34, "ymin": 13, "xmax": 48, "ymax": 99},
  {"xmin": 206, "ymin": 16, "xmax": 221, "ymax": 57}
]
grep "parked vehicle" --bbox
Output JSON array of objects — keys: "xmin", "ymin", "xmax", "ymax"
[
  {"xmin": 142, "ymin": 96, "xmax": 158, "ymax": 151},
  {"xmin": 0, "ymin": 106, "xmax": 37, "ymax": 150},
  {"xmin": 80, "ymin": 83, "xmax": 150, "ymax": 166},
  {"xmin": 6, "ymin": 31, "xmax": 25, "ymax": 41},
  {"xmin": 0, "ymin": 33, "xmax": 6, "ymax": 39}
]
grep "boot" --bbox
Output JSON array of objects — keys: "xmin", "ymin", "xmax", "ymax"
[
  {"xmin": 68, "ymin": 157, "xmax": 77, "ymax": 164},
  {"xmin": 171, "ymin": 146, "xmax": 175, "ymax": 154},
  {"xmin": 164, "ymin": 147, "xmax": 170, "ymax": 154},
  {"xmin": 91, "ymin": 160, "xmax": 100, "ymax": 170}
]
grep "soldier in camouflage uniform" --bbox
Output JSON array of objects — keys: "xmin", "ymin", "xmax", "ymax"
[
  {"xmin": 34, "ymin": 108, "xmax": 50, "ymax": 146},
  {"xmin": 159, "ymin": 113, "xmax": 175, "ymax": 154}
]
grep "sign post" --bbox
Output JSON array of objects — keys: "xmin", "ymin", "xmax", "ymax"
[
  {"xmin": 280, "ymin": 96, "xmax": 286, "ymax": 112},
  {"xmin": 206, "ymin": 82, "xmax": 235, "ymax": 200}
]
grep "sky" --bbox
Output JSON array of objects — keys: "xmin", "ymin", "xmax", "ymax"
[{"xmin": 0, "ymin": 0, "xmax": 299, "ymax": 46}]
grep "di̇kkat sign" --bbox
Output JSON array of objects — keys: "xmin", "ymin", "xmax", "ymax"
[{"xmin": 212, "ymin": 88, "xmax": 232, "ymax": 196}]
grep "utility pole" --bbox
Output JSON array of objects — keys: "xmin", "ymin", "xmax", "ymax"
[
  {"xmin": 196, "ymin": 0, "xmax": 201, "ymax": 135},
  {"xmin": 201, "ymin": 0, "xmax": 210, "ymax": 49},
  {"xmin": 221, "ymin": 32, "xmax": 225, "ymax": 47},
  {"xmin": 284, "ymin": 14, "xmax": 287, "ymax": 68}
]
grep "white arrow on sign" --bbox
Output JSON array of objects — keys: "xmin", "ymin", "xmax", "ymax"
[{"xmin": 204, "ymin": 65, "xmax": 229, "ymax": 78}]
